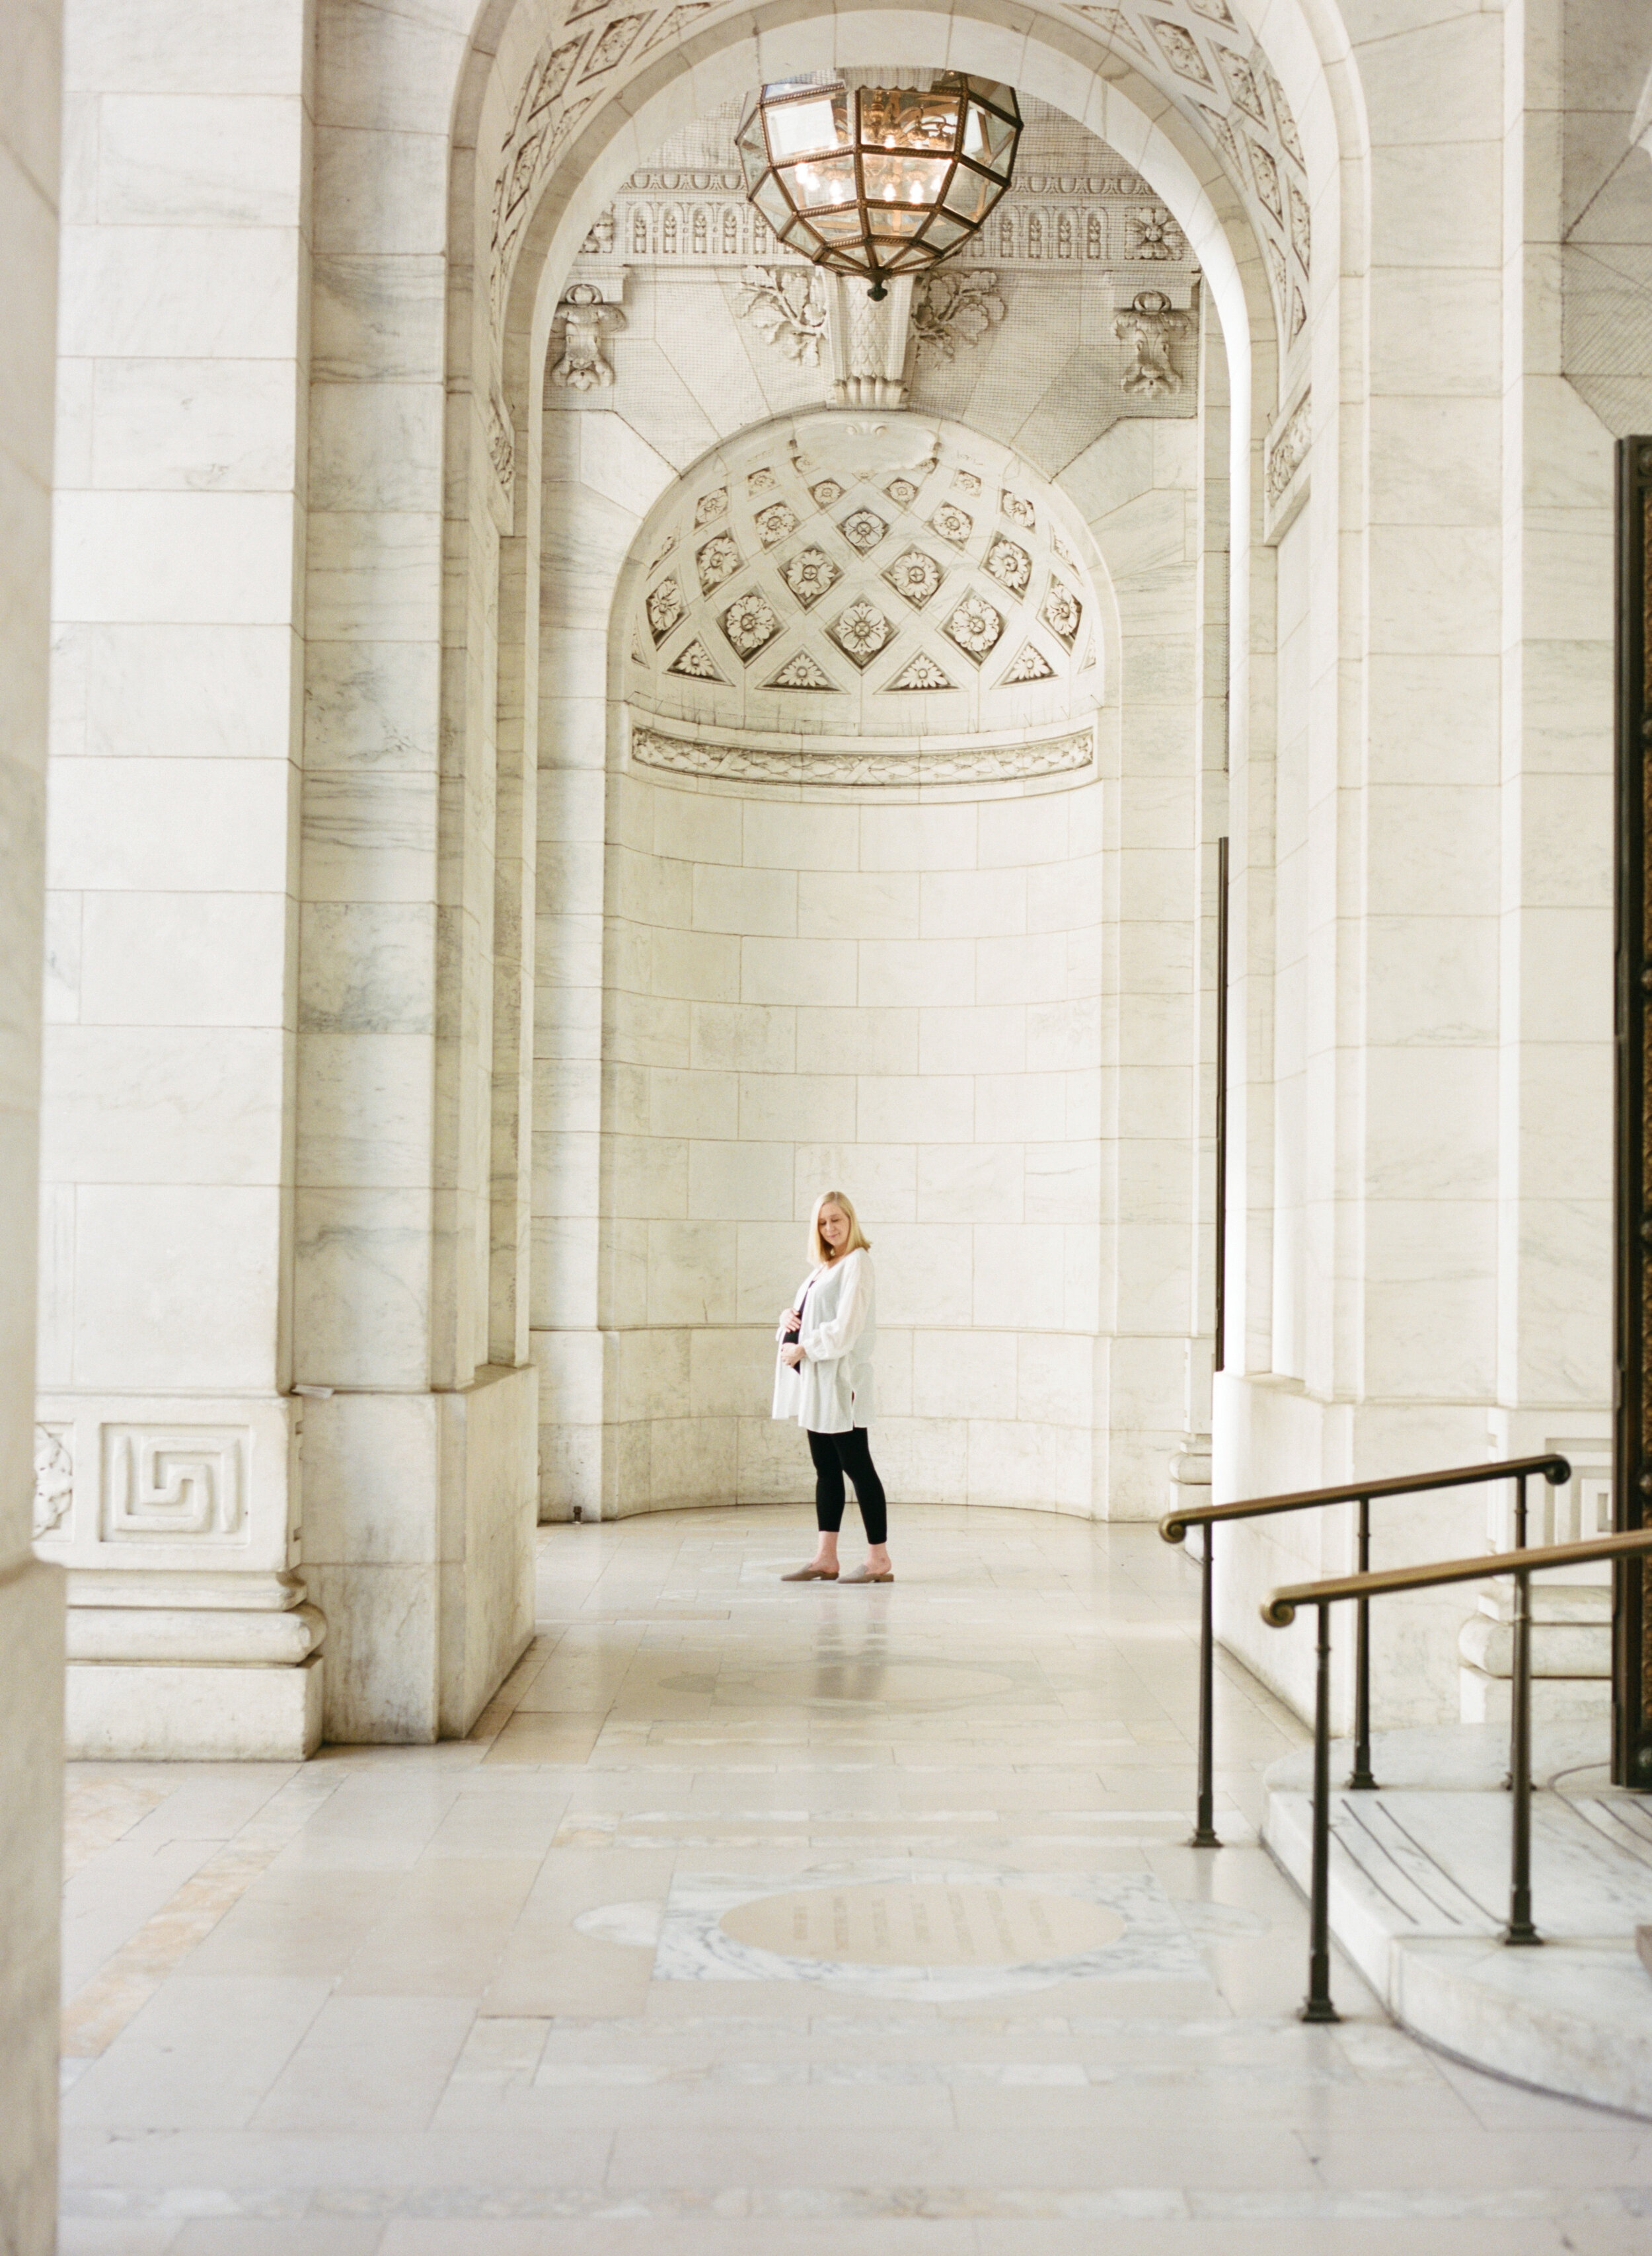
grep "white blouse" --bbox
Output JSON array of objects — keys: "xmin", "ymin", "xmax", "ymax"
[{"xmin": 770, "ymin": 1247, "xmax": 877, "ymax": 1434}]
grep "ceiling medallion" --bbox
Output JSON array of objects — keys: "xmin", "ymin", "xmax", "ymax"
[{"xmin": 736, "ymin": 73, "xmax": 1022, "ymax": 301}]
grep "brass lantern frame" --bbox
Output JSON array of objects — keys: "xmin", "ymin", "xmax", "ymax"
[{"xmin": 735, "ymin": 72, "xmax": 1022, "ymax": 299}]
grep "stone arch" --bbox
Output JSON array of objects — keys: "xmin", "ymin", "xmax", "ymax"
[{"xmin": 429, "ymin": 0, "xmax": 1370, "ymax": 1530}]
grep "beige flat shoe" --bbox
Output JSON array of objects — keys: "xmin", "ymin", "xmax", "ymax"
[
  {"xmin": 839, "ymin": 1569, "xmax": 893, "ymax": 1583},
  {"xmin": 781, "ymin": 1564, "xmax": 839, "ymax": 1581}
]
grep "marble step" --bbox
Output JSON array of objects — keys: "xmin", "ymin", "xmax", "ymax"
[{"xmin": 1262, "ymin": 1719, "xmax": 1652, "ymax": 2118}]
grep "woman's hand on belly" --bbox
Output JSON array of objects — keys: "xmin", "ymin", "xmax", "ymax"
[{"xmin": 781, "ymin": 1346, "xmax": 804, "ymax": 1368}]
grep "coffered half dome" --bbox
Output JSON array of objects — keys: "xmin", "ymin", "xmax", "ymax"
[{"xmin": 623, "ymin": 414, "xmax": 1104, "ymax": 739}]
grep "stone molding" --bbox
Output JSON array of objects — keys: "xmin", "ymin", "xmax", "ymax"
[{"xmin": 628, "ymin": 719, "xmax": 1095, "ymax": 788}]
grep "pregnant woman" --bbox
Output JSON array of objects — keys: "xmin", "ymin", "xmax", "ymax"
[{"xmin": 772, "ymin": 1189, "xmax": 892, "ymax": 1584}]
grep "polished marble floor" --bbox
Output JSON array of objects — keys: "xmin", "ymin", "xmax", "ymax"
[{"xmin": 58, "ymin": 1506, "xmax": 1652, "ymax": 2253}]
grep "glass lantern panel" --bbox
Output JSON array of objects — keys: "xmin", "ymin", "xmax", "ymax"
[
  {"xmin": 763, "ymin": 74, "xmax": 835, "ymax": 100},
  {"xmin": 809, "ymin": 206, "xmax": 870, "ymax": 245},
  {"xmin": 765, "ymin": 91, "xmax": 848, "ymax": 161},
  {"xmin": 941, "ymin": 164, "xmax": 995, "ymax": 223},
  {"xmin": 860, "ymin": 152, "xmax": 948, "ymax": 213},
  {"xmin": 981, "ymin": 106, "xmax": 1019, "ymax": 167},
  {"xmin": 750, "ymin": 172, "xmax": 795, "ymax": 230},
  {"xmin": 856, "ymin": 84, "xmax": 960, "ymax": 153},
  {"xmin": 866, "ymin": 206, "xmax": 929, "ymax": 241},
  {"xmin": 920, "ymin": 211, "xmax": 969, "ymax": 249},
  {"xmin": 785, "ymin": 152, "xmax": 858, "ymax": 211}
]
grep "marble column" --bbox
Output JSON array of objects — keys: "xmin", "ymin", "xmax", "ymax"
[
  {"xmin": 2, "ymin": 1, "xmax": 65, "ymax": 2243},
  {"xmin": 291, "ymin": 0, "xmax": 538, "ymax": 1741},
  {"xmin": 38, "ymin": 0, "xmax": 322, "ymax": 1756}
]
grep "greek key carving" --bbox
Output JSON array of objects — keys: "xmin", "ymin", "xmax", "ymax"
[{"xmin": 100, "ymin": 1427, "xmax": 248, "ymax": 1542}]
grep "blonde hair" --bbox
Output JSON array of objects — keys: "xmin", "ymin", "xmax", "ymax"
[{"xmin": 810, "ymin": 1189, "xmax": 871, "ymax": 1265}]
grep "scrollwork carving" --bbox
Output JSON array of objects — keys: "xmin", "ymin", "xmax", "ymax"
[
  {"xmin": 1266, "ymin": 390, "xmax": 1312, "ymax": 510},
  {"xmin": 735, "ymin": 266, "xmax": 828, "ymax": 365},
  {"xmin": 911, "ymin": 270, "xmax": 1006, "ymax": 361}
]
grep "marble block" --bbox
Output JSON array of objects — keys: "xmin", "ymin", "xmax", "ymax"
[
  {"xmin": 65, "ymin": 1653, "xmax": 320, "ymax": 1761},
  {"xmin": 301, "ymin": 1363, "xmax": 537, "ymax": 1743}
]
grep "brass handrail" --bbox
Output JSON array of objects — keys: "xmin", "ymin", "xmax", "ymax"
[
  {"xmin": 1263, "ymin": 1524, "xmax": 1652, "ymax": 1623},
  {"xmin": 1261, "ymin": 1524, "xmax": 1652, "ymax": 2024},
  {"xmin": 1162, "ymin": 1451, "xmax": 1571, "ymax": 1542},
  {"xmin": 1159, "ymin": 1452, "xmax": 1570, "ymax": 1843}
]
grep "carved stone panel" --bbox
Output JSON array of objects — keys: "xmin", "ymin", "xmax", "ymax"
[{"xmin": 100, "ymin": 1426, "xmax": 248, "ymax": 1543}]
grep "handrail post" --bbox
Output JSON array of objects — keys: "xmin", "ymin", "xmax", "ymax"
[
  {"xmin": 1301, "ymin": 1600, "xmax": 1341, "ymax": 2021},
  {"xmin": 1503, "ymin": 1472, "xmax": 1530, "ymax": 1797},
  {"xmin": 1349, "ymin": 1494, "xmax": 1376, "ymax": 1789},
  {"xmin": 1505, "ymin": 1560, "xmax": 1542, "ymax": 1946},
  {"xmin": 1192, "ymin": 1524, "xmax": 1220, "ymax": 1846}
]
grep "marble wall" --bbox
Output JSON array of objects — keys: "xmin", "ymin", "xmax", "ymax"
[
  {"xmin": 532, "ymin": 264, "xmax": 1219, "ymax": 1523},
  {"xmin": 593, "ymin": 753, "xmax": 1111, "ymax": 1518},
  {"xmin": 3, "ymin": 1, "xmax": 63, "ymax": 2243}
]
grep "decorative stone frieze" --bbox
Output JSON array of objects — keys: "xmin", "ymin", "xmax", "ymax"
[{"xmin": 628, "ymin": 720, "xmax": 1095, "ymax": 788}]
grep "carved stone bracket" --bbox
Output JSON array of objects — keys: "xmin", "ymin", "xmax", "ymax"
[
  {"xmin": 1113, "ymin": 289, "xmax": 1192, "ymax": 398},
  {"xmin": 825, "ymin": 275, "xmax": 916, "ymax": 409},
  {"xmin": 550, "ymin": 280, "xmax": 627, "ymax": 391}
]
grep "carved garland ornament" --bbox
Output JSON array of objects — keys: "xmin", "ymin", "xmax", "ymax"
[
  {"xmin": 1266, "ymin": 389, "xmax": 1312, "ymax": 509},
  {"xmin": 630, "ymin": 723, "xmax": 1094, "ymax": 788}
]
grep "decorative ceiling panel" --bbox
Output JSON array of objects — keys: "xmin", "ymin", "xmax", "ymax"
[{"xmin": 624, "ymin": 412, "xmax": 1102, "ymax": 737}]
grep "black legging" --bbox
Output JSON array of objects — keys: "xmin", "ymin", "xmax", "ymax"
[{"xmin": 807, "ymin": 1427, "xmax": 888, "ymax": 1546}]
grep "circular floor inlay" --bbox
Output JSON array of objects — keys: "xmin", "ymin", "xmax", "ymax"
[
  {"xmin": 719, "ymin": 1883, "xmax": 1125, "ymax": 1967},
  {"xmin": 711, "ymin": 1661, "xmax": 1018, "ymax": 1708}
]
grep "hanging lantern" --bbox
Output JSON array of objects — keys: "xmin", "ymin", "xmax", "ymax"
[{"xmin": 735, "ymin": 73, "xmax": 1022, "ymax": 301}]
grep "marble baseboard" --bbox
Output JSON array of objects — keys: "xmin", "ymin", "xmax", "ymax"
[{"xmin": 65, "ymin": 1653, "xmax": 322, "ymax": 1761}]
